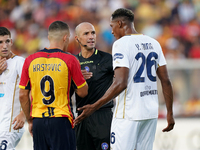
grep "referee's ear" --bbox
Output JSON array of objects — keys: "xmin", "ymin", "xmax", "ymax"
[{"xmin": 75, "ymin": 36, "xmax": 79, "ymax": 44}]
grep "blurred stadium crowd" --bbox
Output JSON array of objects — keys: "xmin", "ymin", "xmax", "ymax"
[
  {"xmin": 0, "ymin": 0, "xmax": 199, "ymax": 58},
  {"xmin": 0, "ymin": 0, "xmax": 200, "ymax": 117}
]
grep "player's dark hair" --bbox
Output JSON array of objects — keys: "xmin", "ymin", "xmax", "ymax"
[
  {"xmin": 0, "ymin": 27, "xmax": 11, "ymax": 37},
  {"xmin": 111, "ymin": 8, "xmax": 134, "ymax": 22},
  {"xmin": 49, "ymin": 21, "xmax": 69, "ymax": 32}
]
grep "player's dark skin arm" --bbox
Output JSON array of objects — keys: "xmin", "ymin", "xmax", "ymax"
[
  {"xmin": 74, "ymin": 67, "xmax": 129, "ymax": 125},
  {"xmin": 157, "ymin": 65, "xmax": 175, "ymax": 132},
  {"xmin": 19, "ymin": 89, "xmax": 33, "ymax": 136}
]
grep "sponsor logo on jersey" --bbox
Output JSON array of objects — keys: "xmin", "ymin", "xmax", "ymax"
[
  {"xmin": 145, "ymin": 85, "xmax": 151, "ymax": 90},
  {"xmin": 85, "ymin": 66, "xmax": 90, "ymax": 72},
  {"xmin": 140, "ymin": 90, "xmax": 158, "ymax": 97},
  {"xmin": 80, "ymin": 61, "xmax": 93, "ymax": 65},
  {"xmin": 113, "ymin": 53, "xmax": 124, "ymax": 61},
  {"xmin": 0, "ymin": 93, "xmax": 4, "ymax": 97},
  {"xmin": 101, "ymin": 142, "xmax": 109, "ymax": 150},
  {"xmin": 0, "ymin": 82, "xmax": 5, "ymax": 98}
]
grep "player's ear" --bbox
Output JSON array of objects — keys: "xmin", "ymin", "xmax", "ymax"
[
  {"xmin": 63, "ymin": 34, "xmax": 68, "ymax": 42},
  {"xmin": 10, "ymin": 39, "xmax": 13, "ymax": 46},
  {"xmin": 118, "ymin": 20, "xmax": 123, "ymax": 28}
]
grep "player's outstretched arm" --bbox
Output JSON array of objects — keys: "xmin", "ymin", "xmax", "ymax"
[
  {"xmin": 19, "ymin": 89, "xmax": 32, "ymax": 122},
  {"xmin": 19, "ymin": 88, "xmax": 33, "ymax": 136},
  {"xmin": 75, "ymin": 83, "xmax": 88, "ymax": 98},
  {"xmin": 157, "ymin": 65, "xmax": 175, "ymax": 132},
  {"xmin": 74, "ymin": 67, "xmax": 129, "ymax": 125},
  {"xmin": 12, "ymin": 111, "xmax": 26, "ymax": 130}
]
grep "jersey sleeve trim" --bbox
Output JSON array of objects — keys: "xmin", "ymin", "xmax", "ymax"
[
  {"xmin": 77, "ymin": 81, "xmax": 87, "ymax": 89},
  {"xmin": 19, "ymin": 85, "xmax": 26, "ymax": 89}
]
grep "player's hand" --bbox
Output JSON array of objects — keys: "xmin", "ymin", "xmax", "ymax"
[
  {"xmin": 74, "ymin": 104, "xmax": 95, "ymax": 125},
  {"xmin": 162, "ymin": 113, "xmax": 175, "ymax": 132},
  {"xmin": 0, "ymin": 58, "xmax": 7, "ymax": 75},
  {"xmin": 81, "ymin": 70, "xmax": 93, "ymax": 80},
  {"xmin": 28, "ymin": 120, "xmax": 33, "ymax": 137},
  {"xmin": 12, "ymin": 111, "xmax": 26, "ymax": 130}
]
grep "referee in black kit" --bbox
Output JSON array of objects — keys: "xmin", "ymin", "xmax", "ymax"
[{"xmin": 71, "ymin": 22, "xmax": 114, "ymax": 150}]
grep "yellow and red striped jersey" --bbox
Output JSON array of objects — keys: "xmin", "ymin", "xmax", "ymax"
[{"xmin": 19, "ymin": 48, "xmax": 86, "ymax": 127}]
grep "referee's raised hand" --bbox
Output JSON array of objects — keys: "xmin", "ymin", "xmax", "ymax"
[{"xmin": 81, "ymin": 70, "xmax": 93, "ymax": 80}]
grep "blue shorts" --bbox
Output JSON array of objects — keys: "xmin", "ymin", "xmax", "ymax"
[{"xmin": 32, "ymin": 117, "xmax": 75, "ymax": 150}]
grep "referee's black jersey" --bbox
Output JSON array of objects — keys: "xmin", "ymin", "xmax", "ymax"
[{"xmin": 73, "ymin": 48, "xmax": 114, "ymax": 112}]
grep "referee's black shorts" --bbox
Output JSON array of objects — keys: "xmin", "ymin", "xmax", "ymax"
[
  {"xmin": 32, "ymin": 117, "xmax": 76, "ymax": 150},
  {"xmin": 75, "ymin": 108, "xmax": 113, "ymax": 150}
]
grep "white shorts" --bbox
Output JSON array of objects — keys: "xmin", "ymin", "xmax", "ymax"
[
  {"xmin": 0, "ymin": 131, "xmax": 23, "ymax": 150},
  {"xmin": 110, "ymin": 118, "xmax": 157, "ymax": 150}
]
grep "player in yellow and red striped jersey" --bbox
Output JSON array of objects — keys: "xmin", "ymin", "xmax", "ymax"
[{"xmin": 19, "ymin": 21, "xmax": 88, "ymax": 150}]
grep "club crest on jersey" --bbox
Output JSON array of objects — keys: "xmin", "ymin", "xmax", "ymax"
[
  {"xmin": 113, "ymin": 53, "xmax": 124, "ymax": 61},
  {"xmin": 85, "ymin": 66, "xmax": 90, "ymax": 72},
  {"xmin": 101, "ymin": 142, "xmax": 109, "ymax": 150},
  {"xmin": 4, "ymin": 69, "xmax": 9, "ymax": 75}
]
